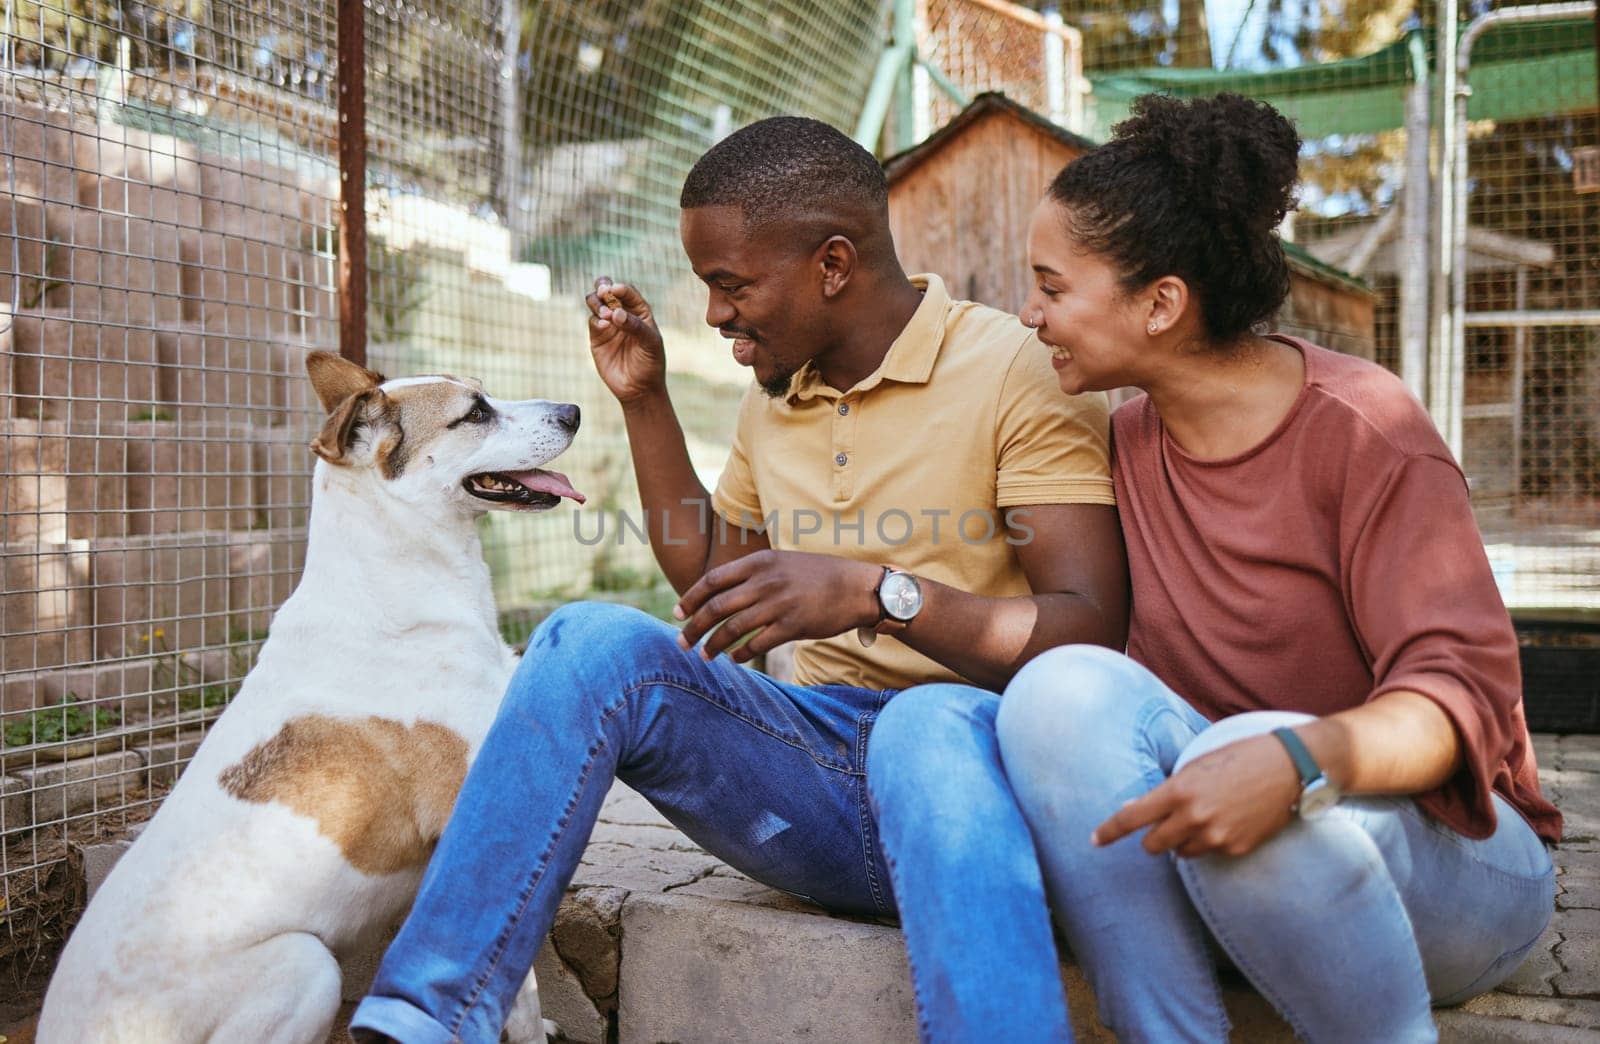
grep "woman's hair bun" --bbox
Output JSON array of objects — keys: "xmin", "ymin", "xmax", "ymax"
[
  {"xmin": 1113, "ymin": 92, "xmax": 1301, "ymax": 239},
  {"xmin": 1047, "ymin": 92, "xmax": 1303, "ymax": 345}
]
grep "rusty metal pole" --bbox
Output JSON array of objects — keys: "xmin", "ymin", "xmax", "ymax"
[{"xmin": 337, "ymin": 0, "xmax": 368, "ymax": 367}]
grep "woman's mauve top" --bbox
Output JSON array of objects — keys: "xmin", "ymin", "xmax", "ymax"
[{"xmin": 1111, "ymin": 336, "xmax": 1560, "ymax": 843}]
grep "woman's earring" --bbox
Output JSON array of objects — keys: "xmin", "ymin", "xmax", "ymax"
[{"xmin": 1147, "ymin": 322, "xmax": 1158, "ymax": 334}]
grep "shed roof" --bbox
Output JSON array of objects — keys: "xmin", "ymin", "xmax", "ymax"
[
  {"xmin": 882, "ymin": 92, "xmax": 1097, "ymax": 186},
  {"xmin": 882, "ymin": 93, "xmax": 1370, "ymax": 297}
]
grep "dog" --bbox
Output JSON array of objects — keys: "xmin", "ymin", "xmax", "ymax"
[{"xmin": 37, "ymin": 351, "xmax": 584, "ymax": 1043}]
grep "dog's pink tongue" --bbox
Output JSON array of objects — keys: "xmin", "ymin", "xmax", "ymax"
[{"xmin": 510, "ymin": 469, "xmax": 586, "ymax": 504}]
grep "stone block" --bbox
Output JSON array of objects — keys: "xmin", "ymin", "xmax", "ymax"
[
  {"xmin": 0, "ymin": 655, "xmax": 163, "ymax": 716},
  {"xmin": 123, "ymin": 421, "xmax": 256, "ymax": 535},
  {"xmin": 135, "ymin": 732, "xmax": 206, "ymax": 788},
  {"xmin": 0, "ymin": 775, "xmax": 29, "ymax": 838},
  {"xmin": 44, "ymin": 208, "xmax": 186, "ymax": 325},
  {"xmin": 2, "ymin": 104, "xmax": 82, "ymax": 204},
  {"xmin": 88, "ymin": 535, "xmax": 233, "ymax": 658},
  {"xmin": 534, "ymin": 944, "xmax": 608, "ymax": 1044},
  {"xmin": 7, "ymin": 311, "xmax": 164, "ymax": 424},
  {"xmin": 0, "ymin": 543, "xmax": 94, "ymax": 671},
  {"xmin": 617, "ymin": 892, "xmax": 918, "ymax": 1044},
  {"xmin": 81, "ymin": 837, "xmax": 133, "ymax": 899},
  {"xmin": 181, "ymin": 227, "xmax": 313, "ymax": 341},
  {"xmin": 0, "ymin": 195, "xmax": 53, "ymax": 314},
  {"xmin": 0, "ymin": 419, "xmax": 129, "ymax": 543},
  {"xmin": 75, "ymin": 124, "xmax": 203, "ymax": 222},
  {"xmin": 252, "ymin": 435, "xmax": 313, "ymax": 531},
  {"xmin": 157, "ymin": 328, "xmax": 299, "ymax": 427},
  {"xmin": 13, "ymin": 750, "xmax": 143, "ymax": 827},
  {"xmin": 227, "ymin": 531, "xmax": 306, "ymax": 637}
]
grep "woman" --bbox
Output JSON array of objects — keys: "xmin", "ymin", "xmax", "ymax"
[{"xmin": 865, "ymin": 93, "xmax": 1560, "ymax": 1043}]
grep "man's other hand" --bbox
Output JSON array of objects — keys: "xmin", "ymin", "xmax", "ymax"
[{"xmin": 673, "ymin": 550, "xmax": 882, "ymax": 663}]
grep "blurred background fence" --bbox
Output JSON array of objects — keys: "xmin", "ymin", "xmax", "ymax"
[{"xmin": 2, "ymin": 0, "xmax": 1596, "ymax": 964}]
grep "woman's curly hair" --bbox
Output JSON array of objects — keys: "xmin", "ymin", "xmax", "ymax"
[{"xmin": 1048, "ymin": 92, "xmax": 1301, "ymax": 345}]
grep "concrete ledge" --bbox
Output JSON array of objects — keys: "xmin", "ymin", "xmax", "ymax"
[{"xmin": 53, "ymin": 737, "xmax": 1600, "ymax": 1043}]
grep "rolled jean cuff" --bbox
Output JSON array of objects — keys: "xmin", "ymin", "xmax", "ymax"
[{"xmin": 350, "ymin": 995, "xmax": 460, "ymax": 1044}]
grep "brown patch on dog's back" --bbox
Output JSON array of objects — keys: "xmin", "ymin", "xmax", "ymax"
[{"xmin": 219, "ymin": 715, "xmax": 469, "ymax": 875}]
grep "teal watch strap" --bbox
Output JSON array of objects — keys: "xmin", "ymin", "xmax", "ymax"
[{"xmin": 1271, "ymin": 726, "xmax": 1323, "ymax": 786}]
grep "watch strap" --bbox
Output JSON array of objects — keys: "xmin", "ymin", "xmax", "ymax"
[{"xmin": 1271, "ymin": 726, "xmax": 1323, "ymax": 786}]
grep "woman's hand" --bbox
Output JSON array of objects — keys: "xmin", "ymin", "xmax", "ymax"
[
  {"xmin": 672, "ymin": 551, "xmax": 883, "ymax": 664},
  {"xmin": 586, "ymin": 277, "xmax": 667, "ymax": 406},
  {"xmin": 1092, "ymin": 734, "xmax": 1303, "ymax": 858}
]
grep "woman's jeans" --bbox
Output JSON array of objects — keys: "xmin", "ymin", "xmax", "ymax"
[
  {"xmin": 352, "ymin": 600, "xmax": 923, "ymax": 1043},
  {"xmin": 867, "ymin": 644, "xmax": 1556, "ymax": 1044}
]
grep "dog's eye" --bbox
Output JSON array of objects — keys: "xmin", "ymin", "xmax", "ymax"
[{"xmin": 451, "ymin": 400, "xmax": 494, "ymax": 427}]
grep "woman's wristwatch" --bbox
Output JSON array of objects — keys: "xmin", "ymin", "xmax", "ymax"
[
  {"xmin": 1272, "ymin": 726, "xmax": 1342, "ymax": 820},
  {"xmin": 856, "ymin": 567, "xmax": 924, "ymax": 648}
]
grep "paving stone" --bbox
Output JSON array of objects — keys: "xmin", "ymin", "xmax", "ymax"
[
  {"xmin": 1559, "ymin": 875, "xmax": 1600, "ymax": 910},
  {"xmin": 1553, "ymin": 907, "xmax": 1600, "ymax": 935},
  {"xmin": 598, "ymin": 785, "xmax": 673, "ymax": 828},
  {"xmin": 1436, "ymin": 1012, "xmax": 1600, "ymax": 1042},
  {"xmin": 1562, "ymin": 849, "xmax": 1600, "ymax": 880},
  {"xmin": 1561, "ymin": 743, "xmax": 1600, "ymax": 774},
  {"xmin": 1456, "ymin": 992, "xmax": 1600, "ymax": 1031},
  {"xmin": 1552, "ymin": 934, "xmax": 1600, "ymax": 997},
  {"xmin": 1498, "ymin": 925, "xmax": 1561, "ymax": 996}
]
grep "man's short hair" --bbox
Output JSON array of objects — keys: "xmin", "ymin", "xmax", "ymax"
[{"xmin": 680, "ymin": 116, "xmax": 888, "ymax": 234}]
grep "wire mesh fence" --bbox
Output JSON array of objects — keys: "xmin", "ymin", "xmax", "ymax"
[{"xmin": 0, "ymin": 0, "xmax": 1596, "ymax": 966}]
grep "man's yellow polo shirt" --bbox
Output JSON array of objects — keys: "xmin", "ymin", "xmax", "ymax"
[{"xmin": 711, "ymin": 273, "xmax": 1113, "ymax": 691}]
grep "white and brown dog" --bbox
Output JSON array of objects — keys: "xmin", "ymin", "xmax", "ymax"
[{"xmin": 38, "ymin": 351, "xmax": 583, "ymax": 1043}]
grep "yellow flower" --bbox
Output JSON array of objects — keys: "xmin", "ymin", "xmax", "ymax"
[{"xmin": 154, "ymin": 629, "xmax": 166, "ymax": 639}]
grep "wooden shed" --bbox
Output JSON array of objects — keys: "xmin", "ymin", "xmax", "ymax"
[{"xmin": 882, "ymin": 92, "xmax": 1376, "ymax": 360}]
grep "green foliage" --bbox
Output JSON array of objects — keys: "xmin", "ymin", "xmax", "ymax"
[
  {"xmin": 368, "ymin": 239, "xmax": 433, "ymax": 346},
  {"xmin": 177, "ymin": 683, "xmax": 236, "ymax": 713},
  {"xmin": 2, "ymin": 694, "xmax": 119, "ymax": 748}
]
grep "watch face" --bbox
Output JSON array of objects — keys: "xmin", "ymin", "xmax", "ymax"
[
  {"xmin": 1298, "ymin": 778, "xmax": 1340, "ymax": 820},
  {"xmin": 881, "ymin": 572, "xmax": 923, "ymax": 621}
]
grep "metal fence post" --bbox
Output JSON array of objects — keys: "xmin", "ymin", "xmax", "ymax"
[{"xmin": 337, "ymin": 0, "xmax": 368, "ymax": 368}]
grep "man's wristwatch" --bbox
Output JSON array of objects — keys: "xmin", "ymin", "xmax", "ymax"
[
  {"xmin": 1271, "ymin": 726, "xmax": 1341, "ymax": 820},
  {"xmin": 856, "ymin": 567, "xmax": 924, "ymax": 648}
]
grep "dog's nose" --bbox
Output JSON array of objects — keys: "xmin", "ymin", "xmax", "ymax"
[{"xmin": 554, "ymin": 403, "xmax": 581, "ymax": 433}]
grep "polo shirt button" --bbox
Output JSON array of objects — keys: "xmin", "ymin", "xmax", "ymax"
[
  {"xmin": 835, "ymin": 452, "xmax": 848, "ymax": 467},
  {"xmin": 838, "ymin": 403, "xmax": 850, "ymax": 415}
]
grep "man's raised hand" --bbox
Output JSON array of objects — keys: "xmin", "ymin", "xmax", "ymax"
[{"xmin": 586, "ymin": 276, "xmax": 667, "ymax": 406}]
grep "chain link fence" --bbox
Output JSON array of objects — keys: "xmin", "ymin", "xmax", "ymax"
[{"xmin": 1, "ymin": 0, "xmax": 1596, "ymax": 966}]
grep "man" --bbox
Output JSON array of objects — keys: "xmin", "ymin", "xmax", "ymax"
[{"xmin": 351, "ymin": 116, "xmax": 1126, "ymax": 1043}]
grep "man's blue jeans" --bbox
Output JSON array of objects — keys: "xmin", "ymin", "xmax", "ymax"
[
  {"xmin": 352, "ymin": 600, "xmax": 949, "ymax": 1043},
  {"xmin": 868, "ymin": 644, "xmax": 1556, "ymax": 1044}
]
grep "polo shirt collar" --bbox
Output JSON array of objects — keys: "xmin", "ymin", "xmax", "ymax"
[{"xmin": 785, "ymin": 273, "xmax": 950, "ymax": 405}]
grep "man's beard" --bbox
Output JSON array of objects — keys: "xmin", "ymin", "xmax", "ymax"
[{"xmin": 759, "ymin": 362, "xmax": 799, "ymax": 399}]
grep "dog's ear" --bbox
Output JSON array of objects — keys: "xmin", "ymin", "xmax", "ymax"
[
  {"xmin": 310, "ymin": 387, "xmax": 398, "ymax": 466},
  {"xmin": 305, "ymin": 351, "xmax": 388, "ymax": 414}
]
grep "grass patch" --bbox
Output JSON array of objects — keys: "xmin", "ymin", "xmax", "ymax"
[{"xmin": 2, "ymin": 695, "xmax": 120, "ymax": 748}]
